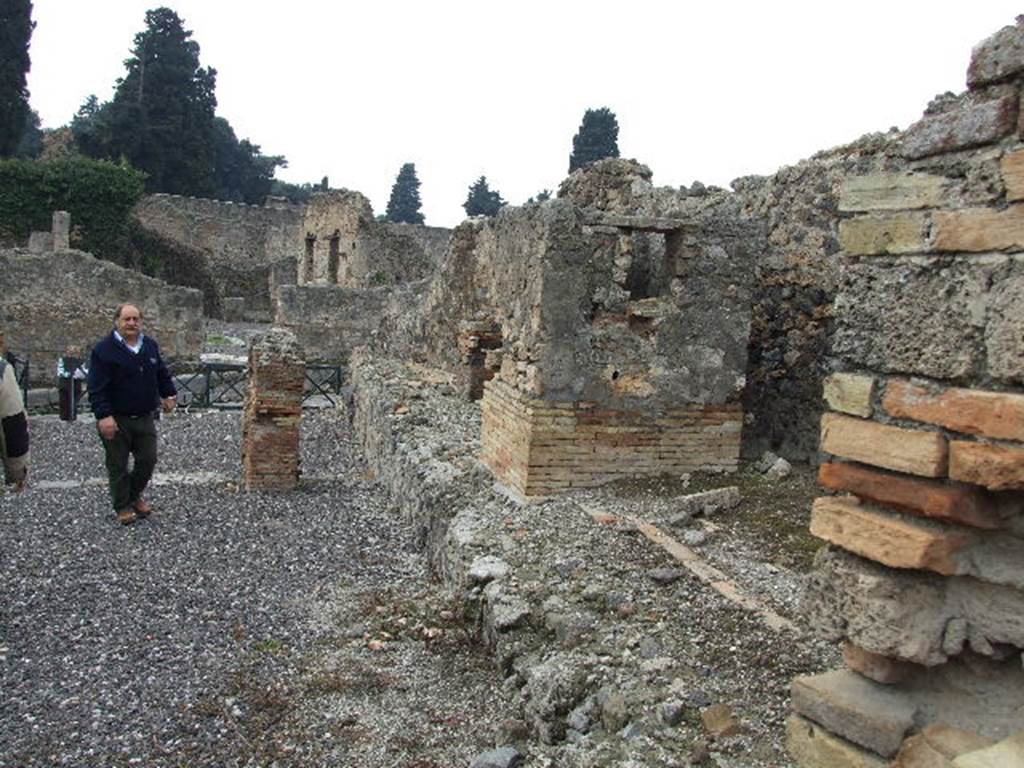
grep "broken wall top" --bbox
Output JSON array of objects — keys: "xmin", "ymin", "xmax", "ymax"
[{"xmin": 411, "ymin": 159, "xmax": 760, "ymax": 412}]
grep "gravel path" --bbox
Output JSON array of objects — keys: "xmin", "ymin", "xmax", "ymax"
[{"xmin": 1, "ymin": 411, "xmax": 509, "ymax": 767}]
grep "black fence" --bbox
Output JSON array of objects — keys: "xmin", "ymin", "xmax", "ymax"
[
  {"xmin": 169, "ymin": 361, "xmax": 346, "ymax": 409},
  {"xmin": 16, "ymin": 357, "xmax": 345, "ymax": 414}
]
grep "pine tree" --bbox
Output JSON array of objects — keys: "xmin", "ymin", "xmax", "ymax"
[
  {"xmin": 384, "ymin": 162, "xmax": 425, "ymax": 224},
  {"xmin": 463, "ymin": 176, "xmax": 505, "ymax": 217},
  {"xmin": 0, "ymin": 0, "xmax": 34, "ymax": 157},
  {"xmin": 102, "ymin": 8, "xmax": 219, "ymax": 196},
  {"xmin": 15, "ymin": 108, "xmax": 42, "ymax": 158},
  {"xmin": 212, "ymin": 117, "xmax": 285, "ymax": 204},
  {"xmin": 568, "ymin": 107, "xmax": 620, "ymax": 172}
]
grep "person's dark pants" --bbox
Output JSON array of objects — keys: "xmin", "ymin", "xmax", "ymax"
[{"xmin": 98, "ymin": 414, "xmax": 157, "ymax": 512}]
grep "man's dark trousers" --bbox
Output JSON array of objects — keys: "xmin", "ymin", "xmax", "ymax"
[{"xmin": 100, "ymin": 414, "xmax": 157, "ymax": 511}]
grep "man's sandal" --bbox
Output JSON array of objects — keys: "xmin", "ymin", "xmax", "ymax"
[{"xmin": 133, "ymin": 498, "xmax": 152, "ymax": 518}]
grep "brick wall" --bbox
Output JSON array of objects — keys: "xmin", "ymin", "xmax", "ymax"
[
  {"xmin": 480, "ymin": 379, "xmax": 741, "ymax": 497},
  {"xmin": 788, "ymin": 18, "xmax": 1024, "ymax": 767}
]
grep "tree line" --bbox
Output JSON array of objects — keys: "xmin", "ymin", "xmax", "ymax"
[
  {"xmin": 384, "ymin": 105, "xmax": 619, "ymax": 222},
  {"xmin": 1, "ymin": 3, "xmax": 621, "ymax": 228}
]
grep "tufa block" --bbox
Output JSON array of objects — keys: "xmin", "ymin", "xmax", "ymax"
[
  {"xmin": 839, "ymin": 213, "xmax": 928, "ymax": 256},
  {"xmin": 786, "ymin": 714, "xmax": 888, "ymax": 768},
  {"xmin": 901, "ymin": 95, "xmax": 1018, "ymax": 159},
  {"xmin": 821, "ymin": 412, "xmax": 948, "ymax": 478},
  {"xmin": 932, "ymin": 204, "xmax": 1024, "ymax": 252},
  {"xmin": 824, "ymin": 373, "xmax": 875, "ymax": 418},
  {"xmin": 1001, "ymin": 149, "xmax": 1024, "ymax": 202},
  {"xmin": 791, "ymin": 669, "xmax": 916, "ymax": 757},
  {"xmin": 839, "ymin": 173, "xmax": 946, "ymax": 213}
]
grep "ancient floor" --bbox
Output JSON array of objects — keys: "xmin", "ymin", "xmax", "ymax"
[
  {"xmin": 1, "ymin": 401, "xmax": 835, "ymax": 767},
  {"xmin": 0, "ymin": 411, "xmax": 510, "ymax": 767}
]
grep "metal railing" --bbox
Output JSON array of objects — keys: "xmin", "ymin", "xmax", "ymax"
[
  {"xmin": 169, "ymin": 361, "xmax": 346, "ymax": 409},
  {"xmin": 13, "ymin": 356, "xmax": 344, "ymax": 414}
]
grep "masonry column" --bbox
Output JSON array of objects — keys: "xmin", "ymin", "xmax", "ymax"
[
  {"xmin": 52, "ymin": 210, "xmax": 70, "ymax": 251},
  {"xmin": 242, "ymin": 328, "xmax": 304, "ymax": 491}
]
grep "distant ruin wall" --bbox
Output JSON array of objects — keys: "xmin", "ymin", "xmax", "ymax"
[
  {"xmin": 0, "ymin": 248, "xmax": 203, "ymax": 385},
  {"xmin": 132, "ymin": 194, "xmax": 303, "ymax": 316},
  {"xmin": 298, "ymin": 190, "xmax": 449, "ymax": 289},
  {"xmin": 788, "ymin": 17, "xmax": 1024, "ymax": 767},
  {"xmin": 275, "ymin": 284, "xmax": 392, "ymax": 363}
]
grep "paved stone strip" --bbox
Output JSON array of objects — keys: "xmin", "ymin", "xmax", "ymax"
[
  {"xmin": 581, "ymin": 502, "xmax": 800, "ymax": 634},
  {"xmin": 32, "ymin": 470, "xmax": 231, "ymax": 491}
]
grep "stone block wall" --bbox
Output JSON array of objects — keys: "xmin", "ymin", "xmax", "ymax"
[
  {"xmin": 241, "ymin": 328, "xmax": 304, "ymax": 491},
  {"xmin": 133, "ymin": 191, "xmax": 448, "ymax": 330},
  {"xmin": 274, "ymin": 283, "xmax": 392, "ymax": 363},
  {"xmin": 731, "ymin": 136, "xmax": 903, "ymax": 462},
  {"xmin": 133, "ymin": 193, "xmax": 304, "ymax": 316},
  {"xmin": 0, "ymin": 248, "xmax": 203, "ymax": 386},
  {"xmin": 788, "ymin": 18, "xmax": 1024, "ymax": 767}
]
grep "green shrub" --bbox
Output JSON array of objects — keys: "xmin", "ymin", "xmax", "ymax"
[{"xmin": 0, "ymin": 156, "xmax": 145, "ymax": 262}]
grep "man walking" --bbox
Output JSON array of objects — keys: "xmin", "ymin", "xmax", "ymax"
[
  {"xmin": 0, "ymin": 349, "xmax": 30, "ymax": 492},
  {"xmin": 87, "ymin": 304, "xmax": 176, "ymax": 525}
]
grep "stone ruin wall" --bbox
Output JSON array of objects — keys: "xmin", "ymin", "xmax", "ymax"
[
  {"xmin": 375, "ymin": 159, "xmax": 761, "ymax": 496},
  {"xmin": 298, "ymin": 191, "xmax": 371, "ymax": 286},
  {"xmin": 730, "ymin": 135, "xmax": 905, "ymax": 462},
  {"xmin": 374, "ymin": 148, "xmax": 921, "ymax": 470},
  {"xmin": 132, "ymin": 193, "xmax": 303, "ymax": 319},
  {"xmin": 0, "ymin": 247, "xmax": 203, "ymax": 386},
  {"xmin": 298, "ymin": 190, "xmax": 447, "ymax": 288},
  {"xmin": 132, "ymin": 190, "xmax": 449, "ymax": 347},
  {"xmin": 785, "ymin": 19, "xmax": 1024, "ymax": 767},
  {"xmin": 267, "ymin": 191, "xmax": 450, "ymax": 365},
  {"xmin": 274, "ymin": 283, "xmax": 393, "ymax": 364}
]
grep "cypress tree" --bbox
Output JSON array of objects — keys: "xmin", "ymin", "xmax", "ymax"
[
  {"xmin": 384, "ymin": 162, "xmax": 425, "ymax": 224},
  {"xmin": 0, "ymin": 0, "xmax": 34, "ymax": 157},
  {"xmin": 463, "ymin": 176, "xmax": 505, "ymax": 217},
  {"xmin": 568, "ymin": 107, "xmax": 620, "ymax": 172}
]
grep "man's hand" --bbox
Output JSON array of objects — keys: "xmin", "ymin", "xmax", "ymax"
[
  {"xmin": 98, "ymin": 415, "xmax": 118, "ymax": 440},
  {"xmin": 162, "ymin": 396, "xmax": 176, "ymax": 414}
]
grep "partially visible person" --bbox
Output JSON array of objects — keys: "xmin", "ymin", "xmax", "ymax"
[
  {"xmin": 0, "ymin": 352, "xmax": 30, "ymax": 492},
  {"xmin": 87, "ymin": 304, "xmax": 176, "ymax": 525}
]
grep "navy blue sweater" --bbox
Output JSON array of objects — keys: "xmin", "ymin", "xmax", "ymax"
[{"xmin": 87, "ymin": 332, "xmax": 176, "ymax": 419}]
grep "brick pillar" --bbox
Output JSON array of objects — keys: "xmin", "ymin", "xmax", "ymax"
[
  {"xmin": 52, "ymin": 211, "xmax": 70, "ymax": 251},
  {"xmin": 242, "ymin": 328, "xmax": 304, "ymax": 491}
]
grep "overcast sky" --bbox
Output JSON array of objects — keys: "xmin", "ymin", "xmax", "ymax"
[{"xmin": 27, "ymin": 2, "xmax": 1022, "ymax": 227}]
